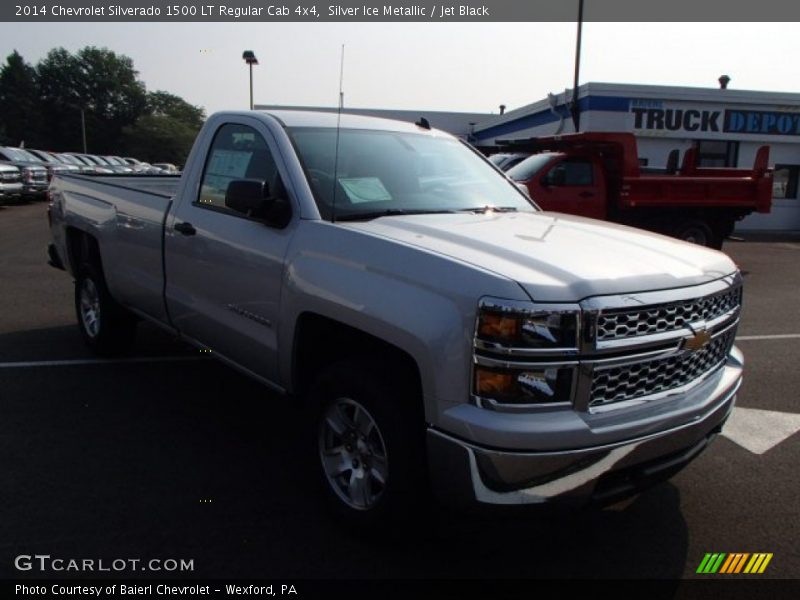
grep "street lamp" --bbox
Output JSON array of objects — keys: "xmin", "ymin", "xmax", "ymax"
[
  {"xmin": 242, "ymin": 50, "xmax": 259, "ymax": 110},
  {"xmin": 80, "ymin": 108, "xmax": 87, "ymax": 153},
  {"xmin": 570, "ymin": 0, "xmax": 584, "ymax": 132}
]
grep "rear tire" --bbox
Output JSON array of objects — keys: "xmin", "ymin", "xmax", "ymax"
[
  {"xmin": 673, "ymin": 219, "xmax": 715, "ymax": 248},
  {"xmin": 308, "ymin": 360, "xmax": 427, "ymax": 531},
  {"xmin": 75, "ymin": 263, "xmax": 137, "ymax": 355}
]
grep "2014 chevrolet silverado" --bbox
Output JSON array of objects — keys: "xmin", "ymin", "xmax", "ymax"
[{"xmin": 47, "ymin": 111, "xmax": 744, "ymax": 525}]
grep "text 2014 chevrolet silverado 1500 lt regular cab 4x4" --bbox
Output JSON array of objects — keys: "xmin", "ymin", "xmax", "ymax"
[{"xmin": 47, "ymin": 111, "xmax": 744, "ymax": 525}]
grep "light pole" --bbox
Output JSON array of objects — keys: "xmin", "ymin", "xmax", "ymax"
[
  {"xmin": 570, "ymin": 0, "xmax": 584, "ymax": 132},
  {"xmin": 242, "ymin": 50, "xmax": 259, "ymax": 110},
  {"xmin": 80, "ymin": 108, "xmax": 87, "ymax": 153}
]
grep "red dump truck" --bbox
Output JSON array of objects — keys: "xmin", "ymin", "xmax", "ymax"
[{"xmin": 502, "ymin": 132, "xmax": 773, "ymax": 248}]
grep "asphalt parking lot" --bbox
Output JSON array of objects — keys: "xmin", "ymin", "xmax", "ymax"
[{"xmin": 1, "ymin": 201, "xmax": 799, "ymax": 582}]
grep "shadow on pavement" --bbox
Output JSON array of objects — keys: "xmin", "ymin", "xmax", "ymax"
[{"xmin": 1, "ymin": 354, "xmax": 689, "ymax": 580}]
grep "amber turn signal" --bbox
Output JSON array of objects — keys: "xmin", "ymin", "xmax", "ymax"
[
  {"xmin": 477, "ymin": 313, "xmax": 520, "ymax": 341},
  {"xmin": 475, "ymin": 367, "xmax": 516, "ymax": 396}
]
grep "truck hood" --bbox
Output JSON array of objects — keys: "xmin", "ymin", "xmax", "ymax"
[{"xmin": 344, "ymin": 211, "xmax": 737, "ymax": 302}]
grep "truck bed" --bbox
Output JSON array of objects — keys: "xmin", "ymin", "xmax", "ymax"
[
  {"xmin": 621, "ymin": 174, "xmax": 772, "ymax": 212},
  {"xmin": 63, "ymin": 173, "xmax": 181, "ymax": 198},
  {"xmin": 51, "ymin": 173, "xmax": 182, "ymax": 323}
]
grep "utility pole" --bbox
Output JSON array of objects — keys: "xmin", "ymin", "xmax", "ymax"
[
  {"xmin": 81, "ymin": 109, "xmax": 87, "ymax": 153},
  {"xmin": 571, "ymin": 0, "xmax": 584, "ymax": 132}
]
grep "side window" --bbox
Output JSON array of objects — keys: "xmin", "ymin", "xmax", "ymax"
[
  {"xmin": 694, "ymin": 140, "xmax": 739, "ymax": 168},
  {"xmin": 773, "ymin": 164, "xmax": 799, "ymax": 200},
  {"xmin": 543, "ymin": 159, "xmax": 594, "ymax": 186},
  {"xmin": 197, "ymin": 123, "xmax": 278, "ymax": 214}
]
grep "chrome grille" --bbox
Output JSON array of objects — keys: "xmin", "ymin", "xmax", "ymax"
[
  {"xmin": 1, "ymin": 171, "xmax": 19, "ymax": 182},
  {"xmin": 590, "ymin": 329, "xmax": 735, "ymax": 407},
  {"xmin": 596, "ymin": 286, "xmax": 741, "ymax": 342}
]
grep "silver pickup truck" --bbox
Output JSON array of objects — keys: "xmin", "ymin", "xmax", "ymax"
[{"xmin": 47, "ymin": 110, "xmax": 743, "ymax": 526}]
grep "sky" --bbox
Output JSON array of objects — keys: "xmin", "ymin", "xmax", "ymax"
[{"xmin": 0, "ymin": 22, "xmax": 798, "ymax": 117}]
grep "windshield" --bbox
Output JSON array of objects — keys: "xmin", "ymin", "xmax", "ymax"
[
  {"xmin": 2, "ymin": 147, "xmax": 35, "ymax": 162},
  {"xmin": 58, "ymin": 154, "xmax": 82, "ymax": 165},
  {"xmin": 287, "ymin": 127, "xmax": 535, "ymax": 220},
  {"xmin": 506, "ymin": 153, "xmax": 558, "ymax": 182},
  {"xmin": 17, "ymin": 149, "xmax": 45, "ymax": 163},
  {"xmin": 488, "ymin": 154, "xmax": 511, "ymax": 166},
  {"xmin": 30, "ymin": 151, "xmax": 58, "ymax": 164}
]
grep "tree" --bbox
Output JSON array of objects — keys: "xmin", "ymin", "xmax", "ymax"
[
  {"xmin": 119, "ymin": 115, "xmax": 198, "ymax": 166},
  {"xmin": 0, "ymin": 50, "xmax": 43, "ymax": 147},
  {"xmin": 146, "ymin": 91, "xmax": 204, "ymax": 129},
  {"xmin": 119, "ymin": 91, "xmax": 205, "ymax": 165},
  {"xmin": 0, "ymin": 47, "xmax": 203, "ymax": 161},
  {"xmin": 37, "ymin": 46, "xmax": 147, "ymax": 153}
]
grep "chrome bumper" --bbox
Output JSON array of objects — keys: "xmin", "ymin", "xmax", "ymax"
[{"xmin": 427, "ymin": 351, "xmax": 741, "ymax": 508}]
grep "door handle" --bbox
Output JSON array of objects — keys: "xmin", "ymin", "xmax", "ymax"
[
  {"xmin": 578, "ymin": 191, "xmax": 595, "ymax": 198},
  {"xmin": 174, "ymin": 221, "xmax": 196, "ymax": 236}
]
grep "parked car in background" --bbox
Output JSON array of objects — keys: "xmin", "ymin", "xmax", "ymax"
[
  {"xmin": 152, "ymin": 162, "xmax": 180, "ymax": 174},
  {"xmin": 19, "ymin": 148, "xmax": 80, "ymax": 180},
  {"xmin": 488, "ymin": 152, "xmax": 529, "ymax": 171},
  {"xmin": 0, "ymin": 147, "xmax": 49, "ymax": 198},
  {"xmin": 50, "ymin": 152, "xmax": 96, "ymax": 174},
  {"xmin": 72, "ymin": 154, "xmax": 122, "ymax": 172},
  {"xmin": 63, "ymin": 153, "xmax": 114, "ymax": 174},
  {"xmin": 123, "ymin": 157, "xmax": 164, "ymax": 174},
  {"xmin": 122, "ymin": 157, "xmax": 143, "ymax": 168},
  {"xmin": 0, "ymin": 163, "xmax": 23, "ymax": 201},
  {"xmin": 101, "ymin": 156, "xmax": 135, "ymax": 173}
]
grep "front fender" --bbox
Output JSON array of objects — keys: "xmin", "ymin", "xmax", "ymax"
[{"xmin": 278, "ymin": 221, "xmax": 529, "ymax": 425}]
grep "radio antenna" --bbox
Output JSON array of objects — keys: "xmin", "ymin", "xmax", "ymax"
[{"xmin": 331, "ymin": 44, "xmax": 345, "ymax": 223}]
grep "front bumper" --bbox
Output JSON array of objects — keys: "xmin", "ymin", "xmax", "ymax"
[
  {"xmin": 22, "ymin": 182, "xmax": 48, "ymax": 196},
  {"xmin": 0, "ymin": 183, "xmax": 23, "ymax": 197},
  {"xmin": 427, "ymin": 349, "xmax": 741, "ymax": 508}
]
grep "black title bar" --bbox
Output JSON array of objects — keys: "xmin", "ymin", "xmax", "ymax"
[{"xmin": 3, "ymin": 0, "xmax": 800, "ymax": 22}]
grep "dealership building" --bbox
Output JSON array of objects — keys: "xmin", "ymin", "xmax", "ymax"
[{"xmin": 260, "ymin": 82, "xmax": 800, "ymax": 231}]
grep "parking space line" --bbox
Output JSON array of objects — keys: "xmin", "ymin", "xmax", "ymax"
[
  {"xmin": 736, "ymin": 334, "xmax": 800, "ymax": 341},
  {"xmin": 0, "ymin": 356, "xmax": 208, "ymax": 369}
]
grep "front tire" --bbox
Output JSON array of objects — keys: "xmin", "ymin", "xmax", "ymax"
[
  {"xmin": 309, "ymin": 360, "xmax": 427, "ymax": 530},
  {"xmin": 75, "ymin": 263, "xmax": 137, "ymax": 355}
]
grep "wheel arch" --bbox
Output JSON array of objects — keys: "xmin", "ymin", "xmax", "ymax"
[{"xmin": 291, "ymin": 312, "xmax": 425, "ymax": 417}]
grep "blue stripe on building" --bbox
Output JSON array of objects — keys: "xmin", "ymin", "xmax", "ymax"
[{"xmin": 474, "ymin": 95, "xmax": 631, "ymax": 143}]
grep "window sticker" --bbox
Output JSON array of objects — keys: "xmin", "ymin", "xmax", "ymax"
[
  {"xmin": 338, "ymin": 177, "xmax": 392, "ymax": 204},
  {"xmin": 205, "ymin": 149, "xmax": 253, "ymax": 194}
]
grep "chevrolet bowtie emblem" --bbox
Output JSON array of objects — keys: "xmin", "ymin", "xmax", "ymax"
[{"xmin": 684, "ymin": 328, "xmax": 712, "ymax": 352}]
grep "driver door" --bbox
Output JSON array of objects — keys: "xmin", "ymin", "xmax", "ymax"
[
  {"xmin": 165, "ymin": 119, "xmax": 295, "ymax": 384},
  {"xmin": 536, "ymin": 158, "xmax": 606, "ymax": 220}
]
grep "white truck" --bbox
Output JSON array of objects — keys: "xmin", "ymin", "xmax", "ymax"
[{"xmin": 47, "ymin": 110, "xmax": 744, "ymax": 526}]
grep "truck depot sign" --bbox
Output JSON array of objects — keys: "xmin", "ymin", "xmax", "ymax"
[{"xmin": 631, "ymin": 100, "xmax": 800, "ymax": 136}]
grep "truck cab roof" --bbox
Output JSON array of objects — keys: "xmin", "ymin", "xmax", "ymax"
[{"xmin": 216, "ymin": 109, "xmax": 452, "ymax": 137}]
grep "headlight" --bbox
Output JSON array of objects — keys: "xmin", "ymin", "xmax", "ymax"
[
  {"xmin": 474, "ymin": 365, "xmax": 575, "ymax": 404},
  {"xmin": 472, "ymin": 298, "xmax": 580, "ymax": 407},
  {"xmin": 475, "ymin": 300, "xmax": 580, "ymax": 351}
]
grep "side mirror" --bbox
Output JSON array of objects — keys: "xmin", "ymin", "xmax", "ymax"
[{"xmin": 225, "ymin": 179, "xmax": 270, "ymax": 215}]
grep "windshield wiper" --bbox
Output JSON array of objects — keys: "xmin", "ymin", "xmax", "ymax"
[
  {"xmin": 457, "ymin": 205, "xmax": 519, "ymax": 214},
  {"xmin": 335, "ymin": 208, "xmax": 457, "ymax": 222}
]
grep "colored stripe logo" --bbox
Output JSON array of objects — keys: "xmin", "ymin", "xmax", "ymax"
[{"xmin": 696, "ymin": 553, "xmax": 773, "ymax": 574}]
